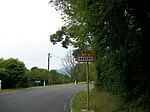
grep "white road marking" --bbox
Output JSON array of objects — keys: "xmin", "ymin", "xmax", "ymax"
[{"xmin": 64, "ymin": 102, "xmax": 67, "ymax": 111}]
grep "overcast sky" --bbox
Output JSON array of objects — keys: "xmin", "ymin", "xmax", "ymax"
[{"xmin": 0, "ymin": 0, "xmax": 71, "ymax": 70}]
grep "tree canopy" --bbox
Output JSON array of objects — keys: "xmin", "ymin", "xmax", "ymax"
[
  {"xmin": 49, "ymin": 0, "xmax": 150, "ymax": 110},
  {"xmin": 0, "ymin": 58, "xmax": 71, "ymax": 89},
  {"xmin": 0, "ymin": 58, "xmax": 26, "ymax": 88}
]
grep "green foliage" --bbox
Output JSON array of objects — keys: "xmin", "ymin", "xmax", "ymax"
[
  {"xmin": 49, "ymin": 0, "xmax": 93, "ymax": 49},
  {"xmin": 71, "ymin": 90, "xmax": 87, "ymax": 112},
  {"xmin": 25, "ymin": 67, "xmax": 49, "ymax": 86},
  {"xmin": 72, "ymin": 63, "xmax": 86, "ymax": 82},
  {"xmin": 74, "ymin": 63, "xmax": 95, "ymax": 82},
  {"xmin": 27, "ymin": 67, "xmax": 71, "ymax": 86},
  {"xmin": 31, "ymin": 67, "xmax": 48, "ymax": 81},
  {"xmin": 71, "ymin": 89, "xmax": 124, "ymax": 112},
  {"xmin": 49, "ymin": 70, "xmax": 62, "ymax": 84},
  {"xmin": 91, "ymin": 1, "xmax": 150, "ymax": 110},
  {"xmin": 49, "ymin": 0, "xmax": 150, "ymax": 110},
  {"xmin": 0, "ymin": 58, "xmax": 71, "ymax": 89},
  {"xmin": 0, "ymin": 58, "xmax": 26, "ymax": 88}
]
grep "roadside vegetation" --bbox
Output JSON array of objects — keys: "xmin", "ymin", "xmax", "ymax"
[
  {"xmin": 71, "ymin": 89, "xmax": 143, "ymax": 112},
  {"xmin": 49, "ymin": 0, "xmax": 150, "ymax": 111},
  {"xmin": 0, "ymin": 58, "xmax": 73, "ymax": 89},
  {"xmin": 0, "ymin": 57, "xmax": 88, "ymax": 90},
  {"xmin": 0, "ymin": 88, "xmax": 22, "ymax": 94},
  {"xmin": 1, "ymin": 0, "xmax": 150, "ymax": 111}
]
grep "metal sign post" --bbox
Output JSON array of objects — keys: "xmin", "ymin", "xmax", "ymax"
[
  {"xmin": 77, "ymin": 50, "xmax": 94, "ymax": 111},
  {"xmin": 86, "ymin": 62, "xmax": 90, "ymax": 111}
]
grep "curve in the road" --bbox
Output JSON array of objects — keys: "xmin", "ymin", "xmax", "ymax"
[{"xmin": 0, "ymin": 85, "xmax": 87, "ymax": 112}]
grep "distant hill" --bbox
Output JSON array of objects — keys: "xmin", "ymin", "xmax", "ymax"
[{"xmin": 56, "ymin": 68, "xmax": 68, "ymax": 75}]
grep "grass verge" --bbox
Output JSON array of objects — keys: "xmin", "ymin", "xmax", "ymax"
[
  {"xmin": 71, "ymin": 89, "xmax": 144, "ymax": 112},
  {"xmin": 71, "ymin": 89, "xmax": 121, "ymax": 112},
  {"xmin": 0, "ymin": 89, "xmax": 21, "ymax": 94}
]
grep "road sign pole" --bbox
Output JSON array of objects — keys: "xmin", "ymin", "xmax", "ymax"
[
  {"xmin": 77, "ymin": 49, "xmax": 94, "ymax": 111},
  {"xmin": 87, "ymin": 62, "xmax": 90, "ymax": 111}
]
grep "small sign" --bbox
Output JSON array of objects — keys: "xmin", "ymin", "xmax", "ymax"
[
  {"xmin": 35, "ymin": 80, "xmax": 41, "ymax": 83},
  {"xmin": 77, "ymin": 56, "xmax": 94, "ymax": 62},
  {"xmin": 82, "ymin": 50, "xmax": 94, "ymax": 56}
]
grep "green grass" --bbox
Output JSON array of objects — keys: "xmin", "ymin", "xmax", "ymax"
[
  {"xmin": 71, "ymin": 89, "xmax": 121, "ymax": 112},
  {"xmin": 0, "ymin": 88, "xmax": 21, "ymax": 94},
  {"xmin": 71, "ymin": 90, "xmax": 87, "ymax": 112},
  {"xmin": 71, "ymin": 89, "xmax": 144, "ymax": 112}
]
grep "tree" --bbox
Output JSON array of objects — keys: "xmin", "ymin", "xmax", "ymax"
[
  {"xmin": 61, "ymin": 50, "xmax": 76, "ymax": 78},
  {"xmin": 28, "ymin": 67, "xmax": 49, "ymax": 86},
  {"xmin": 74, "ymin": 63, "xmax": 86, "ymax": 82},
  {"xmin": 28, "ymin": 67, "xmax": 71, "ymax": 85},
  {"xmin": 83, "ymin": 1, "xmax": 150, "ymax": 110},
  {"xmin": 49, "ymin": 70, "xmax": 71, "ymax": 84},
  {"xmin": 0, "ymin": 58, "xmax": 9, "ymax": 89},
  {"xmin": 49, "ymin": 0, "xmax": 92, "ymax": 49},
  {"xmin": 49, "ymin": 0, "xmax": 150, "ymax": 110},
  {"xmin": 0, "ymin": 58, "xmax": 26, "ymax": 88}
]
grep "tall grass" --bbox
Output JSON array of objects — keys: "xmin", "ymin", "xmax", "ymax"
[{"xmin": 71, "ymin": 89, "xmax": 144, "ymax": 112}]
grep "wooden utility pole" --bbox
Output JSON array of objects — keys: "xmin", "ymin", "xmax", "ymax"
[
  {"xmin": 48, "ymin": 53, "xmax": 50, "ymax": 71},
  {"xmin": 48, "ymin": 53, "xmax": 51, "ymax": 83}
]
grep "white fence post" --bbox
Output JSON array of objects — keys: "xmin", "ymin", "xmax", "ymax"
[
  {"xmin": 0, "ymin": 80, "xmax": 1, "ymax": 90},
  {"xmin": 44, "ymin": 81, "xmax": 45, "ymax": 86}
]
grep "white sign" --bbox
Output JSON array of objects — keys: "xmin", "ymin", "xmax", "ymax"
[
  {"xmin": 35, "ymin": 80, "xmax": 41, "ymax": 83},
  {"xmin": 77, "ymin": 56, "xmax": 94, "ymax": 62}
]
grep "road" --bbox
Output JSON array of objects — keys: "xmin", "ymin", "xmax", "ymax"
[{"xmin": 0, "ymin": 85, "xmax": 87, "ymax": 112}]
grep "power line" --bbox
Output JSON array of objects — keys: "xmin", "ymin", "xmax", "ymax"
[
  {"xmin": 25, "ymin": 53, "xmax": 69, "ymax": 69},
  {"xmin": 26, "ymin": 54, "xmax": 47, "ymax": 65},
  {"xmin": 51, "ymin": 54, "xmax": 63, "ymax": 60}
]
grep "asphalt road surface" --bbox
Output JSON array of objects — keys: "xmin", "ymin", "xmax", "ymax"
[{"xmin": 0, "ymin": 85, "xmax": 87, "ymax": 112}]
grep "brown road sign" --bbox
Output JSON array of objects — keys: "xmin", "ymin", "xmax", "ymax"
[{"xmin": 82, "ymin": 50, "xmax": 94, "ymax": 56}]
